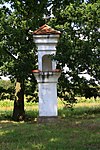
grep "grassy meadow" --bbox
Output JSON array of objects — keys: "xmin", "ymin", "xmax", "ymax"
[{"xmin": 0, "ymin": 98, "xmax": 100, "ymax": 150}]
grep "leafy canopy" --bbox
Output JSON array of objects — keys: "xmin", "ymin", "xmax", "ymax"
[{"xmin": 49, "ymin": 1, "xmax": 100, "ymax": 103}]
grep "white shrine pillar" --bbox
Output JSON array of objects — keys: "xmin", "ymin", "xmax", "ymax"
[{"xmin": 32, "ymin": 24, "xmax": 61, "ymax": 122}]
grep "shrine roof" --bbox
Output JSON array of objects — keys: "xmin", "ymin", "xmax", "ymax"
[{"xmin": 33, "ymin": 24, "xmax": 61, "ymax": 35}]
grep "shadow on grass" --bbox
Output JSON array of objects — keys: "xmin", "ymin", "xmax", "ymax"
[
  {"xmin": 0, "ymin": 111, "xmax": 13, "ymax": 121},
  {"xmin": 59, "ymin": 105, "xmax": 100, "ymax": 119},
  {"xmin": 0, "ymin": 113, "xmax": 100, "ymax": 150},
  {"xmin": 0, "ymin": 105, "xmax": 100, "ymax": 150},
  {"xmin": 0, "ymin": 110, "xmax": 38, "ymax": 123}
]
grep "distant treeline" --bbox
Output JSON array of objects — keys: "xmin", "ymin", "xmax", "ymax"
[
  {"xmin": 0, "ymin": 80, "xmax": 15, "ymax": 100},
  {"xmin": 0, "ymin": 80, "xmax": 38, "ymax": 102},
  {"xmin": 69, "ymin": 86, "xmax": 100, "ymax": 99},
  {"xmin": 0, "ymin": 79, "xmax": 100, "ymax": 101}
]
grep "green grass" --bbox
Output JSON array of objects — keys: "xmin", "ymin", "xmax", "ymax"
[{"xmin": 0, "ymin": 99, "xmax": 100, "ymax": 150}]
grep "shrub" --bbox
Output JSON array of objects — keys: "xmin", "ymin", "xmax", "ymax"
[{"xmin": 0, "ymin": 79, "xmax": 15, "ymax": 100}]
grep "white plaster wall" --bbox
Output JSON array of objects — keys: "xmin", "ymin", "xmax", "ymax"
[
  {"xmin": 37, "ymin": 44, "xmax": 56, "ymax": 51},
  {"xmin": 33, "ymin": 34, "xmax": 60, "ymax": 71},
  {"xmin": 34, "ymin": 72, "xmax": 61, "ymax": 83},
  {"xmin": 33, "ymin": 35, "xmax": 60, "ymax": 44},
  {"xmin": 38, "ymin": 83, "xmax": 58, "ymax": 116},
  {"xmin": 33, "ymin": 33, "xmax": 61, "ymax": 117}
]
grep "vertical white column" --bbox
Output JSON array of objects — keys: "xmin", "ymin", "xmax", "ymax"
[
  {"xmin": 38, "ymin": 82, "xmax": 58, "ymax": 116},
  {"xmin": 32, "ymin": 25, "xmax": 61, "ymax": 120}
]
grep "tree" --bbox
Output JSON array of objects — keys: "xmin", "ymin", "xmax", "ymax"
[
  {"xmin": 49, "ymin": 1, "xmax": 100, "ymax": 105},
  {"xmin": 0, "ymin": 0, "xmax": 49, "ymax": 120},
  {"xmin": 1, "ymin": 0, "xmax": 99, "ymax": 119}
]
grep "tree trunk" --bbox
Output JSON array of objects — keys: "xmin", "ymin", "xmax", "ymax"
[{"xmin": 12, "ymin": 78, "xmax": 25, "ymax": 121}]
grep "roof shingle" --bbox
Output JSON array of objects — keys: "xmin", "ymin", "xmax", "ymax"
[{"xmin": 33, "ymin": 24, "xmax": 61, "ymax": 35}]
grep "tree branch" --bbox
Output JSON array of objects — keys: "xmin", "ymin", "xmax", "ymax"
[{"xmin": 4, "ymin": 49, "xmax": 17, "ymax": 60}]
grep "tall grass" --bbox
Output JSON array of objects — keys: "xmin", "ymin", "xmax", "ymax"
[{"xmin": 0, "ymin": 98, "xmax": 100, "ymax": 119}]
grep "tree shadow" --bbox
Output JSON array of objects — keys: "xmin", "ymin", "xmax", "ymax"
[
  {"xmin": 0, "ymin": 114, "xmax": 100, "ymax": 150},
  {"xmin": 58, "ymin": 104, "xmax": 100, "ymax": 120},
  {"xmin": 0, "ymin": 104, "xmax": 100, "ymax": 149},
  {"xmin": 0, "ymin": 110, "xmax": 38, "ymax": 123}
]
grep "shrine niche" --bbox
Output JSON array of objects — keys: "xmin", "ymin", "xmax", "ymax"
[{"xmin": 42, "ymin": 55, "xmax": 52, "ymax": 71}]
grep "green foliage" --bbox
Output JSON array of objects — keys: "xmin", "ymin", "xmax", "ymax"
[
  {"xmin": 0, "ymin": 0, "xmax": 50, "ymax": 83},
  {"xmin": 49, "ymin": 1, "xmax": 100, "ymax": 105},
  {"xmin": 0, "ymin": 80, "xmax": 15, "ymax": 100},
  {"xmin": 0, "ymin": 78, "xmax": 38, "ymax": 102},
  {"xmin": 24, "ymin": 76, "xmax": 38, "ymax": 103},
  {"xmin": 0, "ymin": 0, "xmax": 49, "ymax": 119}
]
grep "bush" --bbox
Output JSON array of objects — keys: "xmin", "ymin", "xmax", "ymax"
[{"xmin": 0, "ymin": 79, "xmax": 15, "ymax": 100}]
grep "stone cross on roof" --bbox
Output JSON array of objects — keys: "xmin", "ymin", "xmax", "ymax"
[{"xmin": 33, "ymin": 24, "xmax": 61, "ymax": 35}]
